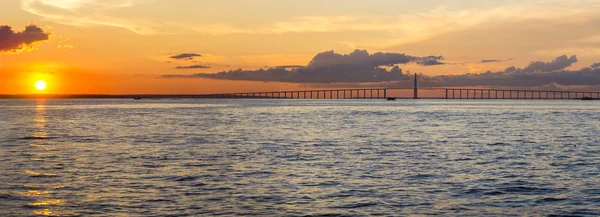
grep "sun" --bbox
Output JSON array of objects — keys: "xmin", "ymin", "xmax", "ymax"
[{"xmin": 35, "ymin": 80, "xmax": 47, "ymax": 91}]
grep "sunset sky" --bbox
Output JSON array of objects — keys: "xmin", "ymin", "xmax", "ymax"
[{"xmin": 2, "ymin": 0, "xmax": 600, "ymax": 94}]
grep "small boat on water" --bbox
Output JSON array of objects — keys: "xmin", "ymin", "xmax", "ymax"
[
  {"xmin": 133, "ymin": 97, "xmax": 142, "ymax": 100},
  {"xmin": 387, "ymin": 97, "xmax": 396, "ymax": 101},
  {"xmin": 581, "ymin": 96, "xmax": 598, "ymax": 100}
]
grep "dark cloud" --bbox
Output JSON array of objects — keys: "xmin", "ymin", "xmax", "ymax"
[
  {"xmin": 521, "ymin": 55, "xmax": 577, "ymax": 73},
  {"xmin": 481, "ymin": 58, "xmax": 514, "ymax": 63},
  {"xmin": 481, "ymin": 59, "xmax": 502, "ymax": 63},
  {"xmin": 504, "ymin": 66, "xmax": 517, "ymax": 73},
  {"xmin": 306, "ymin": 49, "xmax": 443, "ymax": 68},
  {"xmin": 162, "ymin": 52, "xmax": 600, "ymax": 88},
  {"xmin": 163, "ymin": 65, "xmax": 409, "ymax": 83},
  {"xmin": 175, "ymin": 65, "xmax": 211, "ymax": 69},
  {"xmin": 0, "ymin": 24, "xmax": 50, "ymax": 52},
  {"xmin": 415, "ymin": 56, "xmax": 445, "ymax": 66},
  {"xmin": 162, "ymin": 49, "xmax": 443, "ymax": 83},
  {"xmin": 429, "ymin": 67, "xmax": 600, "ymax": 87},
  {"xmin": 419, "ymin": 55, "xmax": 598, "ymax": 87},
  {"xmin": 348, "ymin": 62, "xmax": 600, "ymax": 89},
  {"xmin": 276, "ymin": 65, "xmax": 304, "ymax": 68},
  {"xmin": 169, "ymin": 53, "xmax": 201, "ymax": 59}
]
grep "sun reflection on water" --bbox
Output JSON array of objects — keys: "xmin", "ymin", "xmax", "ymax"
[
  {"xmin": 19, "ymin": 190, "xmax": 51, "ymax": 197},
  {"xmin": 25, "ymin": 170, "xmax": 57, "ymax": 177},
  {"xmin": 34, "ymin": 209, "xmax": 58, "ymax": 216},
  {"xmin": 27, "ymin": 99, "xmax": 66, "ymax": 216},
  {"xmin": 31, "ymin": 200, "xmax": 65, "ymax": 206},
  {"xmin": 1, "ymin": 99, "xmax": 600, "ymax": 216},
  {"xmin": 34, "ymin": 100, "xmax": 47, "ymax": 130}
]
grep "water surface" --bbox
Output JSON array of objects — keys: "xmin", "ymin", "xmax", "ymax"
[{"xmin": 1, "ymin": 99, "xmax": 599, "ymax": 216}]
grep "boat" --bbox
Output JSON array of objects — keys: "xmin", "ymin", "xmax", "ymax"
[
  {"xmin": 581, "ymin": 96, "xmax": 598, "ymax": 100},
  {"xmin": 133, "ymin": 97, "xmax": 142, "ymax": 100},
  {"xmin": 386, "ymin": 97, "xmax": 396, "ymax": 101}
]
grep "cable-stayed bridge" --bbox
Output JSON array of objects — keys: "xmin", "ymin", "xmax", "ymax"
[
  {"xmin": 193, "ymin": 74, "xmax": 600, "ymax": 100},
  {"xmin": 5, "ymin": 75, "xmax": 599, "ymax": 100},
  {"xmin": 195, "ymin": 88, "xmax": 389, "ymax": 99},
  {"xmin": 192, "ymin": 88, "xmax": 600, "ymax": 100}
]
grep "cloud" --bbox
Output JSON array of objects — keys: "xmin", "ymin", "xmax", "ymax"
[
  {"xmin": 175, "ymin": 65, "xmax": 211, "ymax": 69},
  {"xmin": 20, "ymin": 0, "xmax": 600, "ymax": 45},
  {"xmin": 276, "ymin": 65, "xmax": 304, "ymax": 68},
  {"xmin": 20, "ymin": 0, "xmax": 160, "ymax": 35},
  {"xmin": 329, "ymin": 56, "xmax": 600, "ymax": 89},
  {"xmin": 415, "ymin": 56, "xmax": 445, "ymax": 66},
  {"xmin": 162, "ymin": 49, "xmax": 443, "ymax": 83},
  {"xmin": 481, "ymin": 58, "xmax": 513, "ymax": 63},
  {"xmin": 163, "ymin": 65, "xmax": 409, "ymax": 83},
  {"xmin": 164, "ymin": 53, "xmax": 600, "ymax": 88},
  {"xmin": 169, "ymin": 53, "xmax": 202, "ymax": 60},
  {"xmin": 0, "ymin": 24, "xmax": 50, "ymax": 53},
  {"xmin": 306, "ymin": 49, "xmax": 443, "ymax": 68},
  {"xmin": 419, "ymin": 55, "xmax": 598, "ymax": 87},
  {"xmin": 520, "ymin": 55, "xmax": 577, "ymax": 73},
  {"xmin": 504, "ymin": 66, "xmax": 517, "ymax": 73},
  {"xmin": 430, "ymin": 68, "xmax": 600, "ymax": 87},
  {"xmin": 481, "ymin": 60, "xmax": 502, "ymax": 63},
  {"xmin": 175, "ymin": 0, "xmax": 600, "ymax": 51}
]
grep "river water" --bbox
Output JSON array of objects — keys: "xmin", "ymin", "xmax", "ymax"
[{"xmin": 1, "ymin": 99, "xmax": 599, "ymax": 216}]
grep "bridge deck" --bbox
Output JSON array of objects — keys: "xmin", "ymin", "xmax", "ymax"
[
  {"xmin": 197, "ymin": 88, "xmax": 388, "ymax": 99},
  {"xmin": 445, "ymin": 88, "xmax": 600, "ymax": 100}
]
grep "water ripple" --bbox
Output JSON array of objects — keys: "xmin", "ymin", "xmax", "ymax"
[{"xmin": 1, "ymin": 99, "xmax": 600, "ymax": 216}]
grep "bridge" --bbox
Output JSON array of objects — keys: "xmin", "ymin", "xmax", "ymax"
[
  {"xmin": 4, "ymin": 75, "xmax": 599, "ymax": 100},
  {"xmin": 194, "ymin": 74, "xmax": 600, "ymax": 100},
  {"xmin": 194, "ymin": 88, "xmax": 600, "ymax": 100},
  {"xmin": 444, "ymin": 88, "xmax": 600, "ymax": 100},
  {"xmin": 195, "ymin": 88, "xmax": 389, "ymax": 99}
]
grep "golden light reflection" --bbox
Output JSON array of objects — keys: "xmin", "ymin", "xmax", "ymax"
[
  {"xmin": 28, "ymin": 99, "xmax": 65, "ymax": 217},
  {"xmin": 29, "ymin": 144, "xmax": 57, "ymax": 151},
  {"xmin": 25, "ymin": 170, "xmax": 57, "ymax": 177},
  {"xmin": 34, "ymin": 209, "xmax": 58, "ymax": 216},
  {"xmin": 26, "ymin": 170, "xmax": 42, "ymax": 176},
  {"xmin": 19, "ymin": 190, "xmax": 51, "ymax": 197},
  {"xmin": 31, "ymin": 200, "xmax": 64, "ymax": 206},
  {"xmin": 35, "ymin": 100, "xmax": 47, "ymax": 130},
  {"xmin": 23, "ymin": 184, "xmax": 65, "ymax": 189}
]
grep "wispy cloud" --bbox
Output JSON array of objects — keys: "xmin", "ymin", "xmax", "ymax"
[
  {"xmin": 481, "ymin": 58, "xmax": 514, "ymax": 63},
  {"xmin": 20, "ymin": 0, "xmax": 161, "ymax": 35},
  {"xmin": 21, "ymin": 0, "xmax": 600, "ymax": 40},
  {"xmin": 179, "ymin": 1, "xmax": 600, "ymax": 45},
  {"xmin": 169, "ymin": 53, "xmax": 201, "ymax": 60},
  {"xmin": 175, "ymin": 65, "xmax": 211, "ymax": 69}
]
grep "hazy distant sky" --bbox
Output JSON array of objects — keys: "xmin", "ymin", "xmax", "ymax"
[{"xmin": 2, "ymin": 0, "xmax": 600, "ymax": 94}]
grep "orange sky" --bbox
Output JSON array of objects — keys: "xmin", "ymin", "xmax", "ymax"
[{"xmin": 2, "ymin": 0, "xmax": 600, "ymax": 94}]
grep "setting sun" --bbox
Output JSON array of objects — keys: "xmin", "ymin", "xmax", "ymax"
[{"xmin": 35, "ymin": 80, "xmax": 47, "ymax": 91}]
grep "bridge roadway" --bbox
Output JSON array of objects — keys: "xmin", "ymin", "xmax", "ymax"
[
  {"xmin": 197, "ymin": 88, "xmax": 600, "ymax": 100},
  {"xmin": 197, "ymin": 88, "xmax": 389, "ymax": 99},
  {"xmin": 5, "ymin": 88, "xmax": 599, "ymax": 100},
  {"xmin": 445, "ymin": 88, "xmax": 600, "ymax": 100}
]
